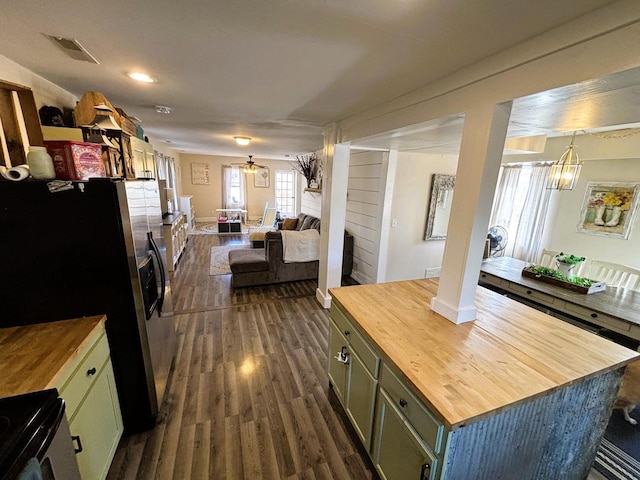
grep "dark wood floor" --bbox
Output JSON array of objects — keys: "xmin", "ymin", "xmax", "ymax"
[{"xmin": 106, "ymin": 233, "xmax": 373, "ymax": 479}]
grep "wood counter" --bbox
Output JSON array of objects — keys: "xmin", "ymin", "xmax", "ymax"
[
  {"xmin": 0, "ymin": 315, "xmax": 106, "ymax": 398},
  {"xmin": 329, "ymin": 279, "xmax": 639, "ymax": 430}
]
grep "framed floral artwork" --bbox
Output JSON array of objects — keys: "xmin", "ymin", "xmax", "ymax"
[{"xmin": 577, "ymin": 182, "xmax": 640, "ymax": 239}]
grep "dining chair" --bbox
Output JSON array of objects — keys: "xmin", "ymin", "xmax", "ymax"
[
  {"xmin": 585, "ymin": 260, "xmax": 640, "ymax": 291},
  {"xmin": 539, "ymin": 249, "xmax": 560, "ymax": 268}
]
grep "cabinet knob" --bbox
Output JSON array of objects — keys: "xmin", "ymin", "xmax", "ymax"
[
  {"xmin": 399, "ymin": 398, "xmax": 408, "ymax": 408},
  {"xmin": 420, "ymin": 462, "xmax": 431, "ymax": 480},
  {"xmin": 526, "ymin": 290, "xmax": 532, "ymax": 294},
  {"xmin": 344, "ymin": 330, "xmax": 350, "ymax": 336},
  {"xmin": 591, "ymin": 313, "xmax": 598, "ymax": 318},
  {"xmin": 87, "ymin": 367, "xmax": 97, "ymax": 376},
  {"xmin": 481, "ymin": 274, "xmax": 486, "ymax": 278}
]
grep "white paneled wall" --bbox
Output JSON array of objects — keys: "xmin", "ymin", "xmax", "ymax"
[
  {"xmin": 346, "ymin": 151, "xmax": 387, "ymax": 284},
  {"xmin": 301, "ymin": 190, "xmax": 322, "ymax": 218}
]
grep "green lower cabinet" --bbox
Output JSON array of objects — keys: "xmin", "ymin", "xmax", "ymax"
[
  {"xmin": 345, "ymin": 350, "xmax": 378, "ymax": 450},
  {"xmin": 328, "ymin": 320, "xmax": 349, "ymax": 403},
  {"xmin": 373, "ymin": 388, "xmax": 438, "ymax": 480}
]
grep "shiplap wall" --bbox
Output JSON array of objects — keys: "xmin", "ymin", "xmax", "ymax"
[
  {"xmin": 301, "ymin": 190, "xmax": 322, "ymax": 218},
  {"xmin": 346, "ymin": 151, "xmax": 388, "ymax": 284}
]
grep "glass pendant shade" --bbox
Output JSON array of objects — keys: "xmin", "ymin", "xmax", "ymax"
[
  {"xmin": 243, "ymin": 165, "xmax": 256, "ymax": 174},
  {"xmin": 547, "ymin": 133, "xmax": 582, "ymax": 191}
]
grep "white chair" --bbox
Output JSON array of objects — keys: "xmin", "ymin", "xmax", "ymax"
[
  {"xmin": 538, "ymin": 249, "xmax": 560, "ymax": 269},
  {"xmin": 584, "ymin": 260, "xmax": 640, "ymax": 291}
]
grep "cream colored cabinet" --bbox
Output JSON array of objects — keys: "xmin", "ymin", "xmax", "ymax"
[
  {"xmin": 55, "ymin": 323, "xmax": 123, "ymax": 480},
  {"xmin": 179, "ymin": 195, "xmax": 196, "ymax": 232},
  {"xmin": 163, "ymin": 213, "xmax": 187, "ymax": 271},
  {"xmin": 130, "ymin": 137, "xmax": 157, "ymax": 179}
]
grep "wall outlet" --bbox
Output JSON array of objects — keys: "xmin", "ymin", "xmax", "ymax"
[{"xmin": 391, "ymin": 218, "xmax": 397, "ymax": 228}]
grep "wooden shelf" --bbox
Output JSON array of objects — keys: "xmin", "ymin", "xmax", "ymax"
[{"xmin": 304, "ymin": 188, "xmax": 322, "ymax": 193}]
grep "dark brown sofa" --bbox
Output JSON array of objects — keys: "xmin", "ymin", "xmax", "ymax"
[{"xmin": 229, "ymin": 213, "xmax": 354, "ymax": 288}]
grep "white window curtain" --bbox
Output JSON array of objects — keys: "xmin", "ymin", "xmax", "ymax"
[
  {"xmin": 489, "ymin": 163, "xmax": 552, "ymax": 262},
  {"xmin": 221, "ymin": 165, "xmax": 247, "ymax": 210}
]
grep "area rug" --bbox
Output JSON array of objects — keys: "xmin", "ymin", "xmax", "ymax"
[
  {"xmin": 594, "ymin": 406, "xmax": 640, "ymax": 479},
  {"xmin": 209, "ymin": 244, "xmax": 251, "ymax": 275}
]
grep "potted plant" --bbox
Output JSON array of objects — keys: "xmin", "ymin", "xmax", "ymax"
[
  {"xmin": 292, "ymin": 153, "xmax": 317, "ymax": 188},
  {"xmin": 555, "ymin": 252, "xmax": 586, "ymax": 280}
]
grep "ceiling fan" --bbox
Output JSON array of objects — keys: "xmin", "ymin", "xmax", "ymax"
[{"xmin": 232, "ymin": 155, "xmax": 265, "ymax": 173}]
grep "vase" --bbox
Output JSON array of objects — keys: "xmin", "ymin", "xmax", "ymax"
[
  {"xmin": 593, "ymin": 205, "xmax": 605, "ymax": 226},
  {"xmin": 556, "ymin": 261, "xmax": 575, "ymax": 280},
  {"xmin": 605, "ymin": 206, "xmax": 622, "ymax": 227},
  {"xmin": 26, "ymin": 146, "xmax": 55, "ymax": 180}
]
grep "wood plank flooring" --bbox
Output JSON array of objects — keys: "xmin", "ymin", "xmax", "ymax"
[{"xmin": 107, "ymin": 233, "xmax": 373, "ymax": 479}]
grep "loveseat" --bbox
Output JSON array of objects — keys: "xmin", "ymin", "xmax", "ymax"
[{"xmin": 229, "ymin": 213, "xmax": 354, "ymax": 288}]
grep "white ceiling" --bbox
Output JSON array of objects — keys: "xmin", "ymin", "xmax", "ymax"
[{"xmin": 0, "ymin": 0, "xmax": 628, "ymax": 159}]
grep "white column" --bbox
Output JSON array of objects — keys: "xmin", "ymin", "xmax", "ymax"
[
  {"xmin": 430, "ymin": 102, "xmax": 512, "ymax": 324},
  {"xmin": 316, "ymin": 124, "xmax": 350, "ymax": 308}
]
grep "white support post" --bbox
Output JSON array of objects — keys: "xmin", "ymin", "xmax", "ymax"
[
  {"xmin": 430, "ymin": 102, "xmax": 512, "ymax": 324},
  {"xmin": 316, "ymin": 124, "xmax": 349, "ymax": 309}
]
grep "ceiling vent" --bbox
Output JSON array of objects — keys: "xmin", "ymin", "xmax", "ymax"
[{"xmin": 45, "ymin": 35, "xmax": 99, "ymax": 64}]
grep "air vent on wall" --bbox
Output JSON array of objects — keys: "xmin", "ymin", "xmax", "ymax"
[{"xmin": 45, "ymin": 35, "xmax": 99, "ymax": 64}]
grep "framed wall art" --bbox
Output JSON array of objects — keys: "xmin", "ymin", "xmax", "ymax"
[
  {"xmin": 254, "ymin": 166, "xmax": 269, "ymax": 188},
  {"xmin": 191, "ymin": 163, "xmax": 210, "ymax": 185},
  {"xmin": 577, "ymin": 181, "xmax": 640, "ymax": 239}
]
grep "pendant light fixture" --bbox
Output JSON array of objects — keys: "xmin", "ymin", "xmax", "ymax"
[{"xmin": 547, "ymin": 131, "xmax": 583, "ymax": 191}]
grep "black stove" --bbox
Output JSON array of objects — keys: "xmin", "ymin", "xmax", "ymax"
[{"xmin": 0, "ymin": 389, "xmax": 60, "ymax": 479}]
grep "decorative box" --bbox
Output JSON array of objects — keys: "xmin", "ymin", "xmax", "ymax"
[{"xmin": 44, "ymin": 141, "xmax": 105, "ymax": 180}]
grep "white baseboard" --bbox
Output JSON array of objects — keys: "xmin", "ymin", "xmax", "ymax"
[
  {"xmin": 430, "ymin": 297, "xmax": 477, "ymax": 324},
  {"xmin": 315, "ymin": 288, "xmax": 332, "ymax": 309}
]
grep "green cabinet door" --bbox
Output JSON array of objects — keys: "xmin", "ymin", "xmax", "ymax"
[
  {"xmin": 328, "ymin": 320, "xmax": 349, "ymax": 404},
  {"xmin": 69, "ymin": 361, "xmax": 123, "ymax": 480},
  {"xmin": 345, "ymin": 350, "xmax": 377, "ymax": 450},
  {"xmin": 373, "ymin": 388, "xmax": 437, "ymax": 480}
]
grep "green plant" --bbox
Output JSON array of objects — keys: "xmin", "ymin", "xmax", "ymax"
[
  {"xmin": 526, "ymin": 264, "xmax": 595, "ymax": 287},
  {"xmin": 555, "ymin": 252, "xmax": 586, "ymax": 265}
]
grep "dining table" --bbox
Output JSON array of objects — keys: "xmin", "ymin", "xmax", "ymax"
[{"xmin": 479, "ymin": 256, "xmax": 640, "ymax": 351}]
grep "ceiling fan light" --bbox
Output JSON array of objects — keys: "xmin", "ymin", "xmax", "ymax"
[{"xmin": 234, "ymin": 136, "xmax": 251, "ymax": 146}]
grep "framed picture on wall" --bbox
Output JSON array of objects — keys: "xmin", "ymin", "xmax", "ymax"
[
  {"xmin": 254, "ymin": 166, "xmax": 269, "ymax": 188},
  {"xmin": 577, "ymin": 182, "xmax": 640, "ymax": 239},
  {"xmin": 191, "ymin": 163, "xmax": 210, "ymax": 185}
]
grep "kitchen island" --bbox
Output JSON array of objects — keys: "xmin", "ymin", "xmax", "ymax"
[
  {"xmin": 0, "ymin": 316, "xmax": 123, "ymax": 480},
  {"xmin": 328, "ymin": 279, "xmax": 639, "ymax": 480}
]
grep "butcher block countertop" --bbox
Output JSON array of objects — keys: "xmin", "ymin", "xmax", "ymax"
[
  {"xmin": 329, "ymin": 279, "xmax": 639, "ymax": 430},
  {"xmin": 0, "ymin": 315, "xmax": 106, "ymax": 398}
]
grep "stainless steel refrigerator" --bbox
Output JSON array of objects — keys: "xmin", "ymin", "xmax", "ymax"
[{"xmin": 0, "ymin": 178, "xmax": 176, "ymax": 434}]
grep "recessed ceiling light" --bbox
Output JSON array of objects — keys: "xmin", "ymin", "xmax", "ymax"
[
  {"xmin": 127, "ymin": 72, "xmax": 157, "ymax": 83},
  {"xmin": 234, "ymin": 136, "xmax": 251, "ymax": 146},
  {"xmin": 155, "ymin": 105, "xmax": 172, "ymax": 114}
]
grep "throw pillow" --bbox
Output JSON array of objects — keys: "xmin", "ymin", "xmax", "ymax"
[{"xmin": 282, "ymin": 218, "xmax": 298, "ymax": 230}]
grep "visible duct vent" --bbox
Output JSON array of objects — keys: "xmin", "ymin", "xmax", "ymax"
[{"xmin": 45, "ymin": 35, "xmax": 99, "ymax": 64}]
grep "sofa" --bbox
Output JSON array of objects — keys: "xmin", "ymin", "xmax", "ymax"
[{"xmin": 229, "ymin": 213, "xmax": 354, "ymax": 288}]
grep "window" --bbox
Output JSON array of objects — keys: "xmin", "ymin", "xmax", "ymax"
[
  {"xmin": 229, "ymin": 167, "xmax": 241, "ymax": 205},
  {"xmin": 275, "ymin": 170, "xmax": 296, "ymax": 217}
]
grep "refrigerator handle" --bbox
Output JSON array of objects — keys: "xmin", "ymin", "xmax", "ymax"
[{"xmin": 147, "ymin": 231, "xmax": 166, "ymax": 314}]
